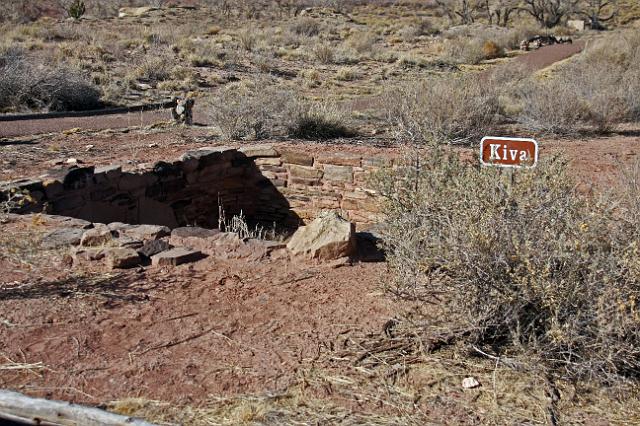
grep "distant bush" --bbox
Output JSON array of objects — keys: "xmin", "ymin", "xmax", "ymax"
[
  {"xmin": 0, "ymin": 51, "xmax": 101, "ymax": 112},
  {"xmin": 285, "ymin": 100, "xmax": 353, "ymax": 139},
  {"xmin": 290, "ymin": 17, "xmax": 321, "ymax": 37},
  {"xmin": 313, "ymin": 43, "xmax": 335, "ymax": 63},
  {"xmin": 208, "ymin": 83, "xmax": 352, "ymax": 140},
  {"xmin": 376, "ymin": 148, "xmax": 640, "ymax": 383},
  {"xmin": 387, "ymin": 74, "xmax": 499, "ymax": 145},
  {"xmin": 482, "ymin": 40, "xmax": 504, "ymax": 59}
]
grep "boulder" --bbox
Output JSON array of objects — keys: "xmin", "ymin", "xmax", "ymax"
[
  {"xmin": 105, "ymin": 248, "xmax": 141, "ymax": 269},
  {"xmin": 138, "ymin": 239, "xmax": 172, "ymax": 258},
  {"xmin": 80, "ymin": 224, "xmax": 114, "ymax": 247},
  {"xmin": 286, "ymin": 211, "xmax": 355, "ymax": 260}
]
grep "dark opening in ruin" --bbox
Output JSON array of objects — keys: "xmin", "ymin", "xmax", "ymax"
[{"xmin": 3, "ymin": 147, "xmax": 300, "ymax": 235}]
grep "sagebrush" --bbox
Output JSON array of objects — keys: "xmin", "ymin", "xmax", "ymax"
[{"xmin": 376, "ymin": 148, "xmax": 640, "ymax": 383}]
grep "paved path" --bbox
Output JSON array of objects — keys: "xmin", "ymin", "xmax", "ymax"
[
  {"xmin": 0, "ymin": 42, "xmax": 585, "ymax": 139},
  {"xmin": 514, "ymin": 40, "xmax": 585, "ymax": 70}
]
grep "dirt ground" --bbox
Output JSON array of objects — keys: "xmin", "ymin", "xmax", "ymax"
[
  {"xmin": 2, "ymin": 7, "xmax": 640, "ymax": 423},
  {"xmin": 0, "ymin": 231, "xmax": 398, "ymax": 406}
]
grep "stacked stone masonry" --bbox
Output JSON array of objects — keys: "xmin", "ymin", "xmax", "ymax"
[{"xmin": 1, "ymin": 145, "xmax": 388, "ymax": 230}]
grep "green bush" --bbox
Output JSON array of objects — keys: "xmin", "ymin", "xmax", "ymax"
[{"xmin": 376, "ymin": 148, "xmax": 640, "ymax": 383}]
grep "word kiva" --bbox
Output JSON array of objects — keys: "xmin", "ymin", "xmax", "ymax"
[{"xmin": 488, "ymin": 144, "xmax": 530, "ymax": 162}]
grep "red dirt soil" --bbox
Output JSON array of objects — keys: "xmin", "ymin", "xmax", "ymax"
[{"xmin": 0, "ymin": 231, "xmax": 401, "ymax": 405}]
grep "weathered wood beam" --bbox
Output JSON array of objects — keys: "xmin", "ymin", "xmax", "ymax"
[{"xmin": 0, "ymin": 390, "xmax": 157, "ymax": 426}]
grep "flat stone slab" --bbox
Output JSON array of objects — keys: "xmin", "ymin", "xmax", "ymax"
[
  {"xmin": 106, "ymin": 248, "xmax": 141, "ymax": 269},
  {"xmin": 41, "ymin": 228, "xmax": 84, "ymax": 249},
  {"xmin": 151, "ymin": 247, "xmax": 205, "ymax": 266},
  {"xmin": 119, "ymin": 224, "xmax": 171, "ymax": 241}
]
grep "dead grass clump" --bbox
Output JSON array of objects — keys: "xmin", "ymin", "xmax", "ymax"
[
  {"xmin": 313, "ymin": 43, "xmax": 335, "ymax": 63},
  {"xmin": 377, "ymin": 149, "xmax": 640, "ymax": 384},
  {"xmin": 387, "ymin": 74, "xmax": 499, "ymax": 145},
  {"xmin": 131, "ymin": 54, "xmax": 173, "ymax": 83},
  {"xmin": 0, "ymin": 51, "xmax": 101, "ymax": 112},
  {"xmin": 443, "ymin": 37, "xmax": 486, "ymax": 64},
  {"xmin": 285, "ymin": 100, "xmax": 354, "ymax": 140},
  {"xmin": 482, "ymin": 40, "xmax": 504, "ymax": 59},
  {"xmin": 289, "ymin": 17, "xmax": 321, "ymax": 37}
]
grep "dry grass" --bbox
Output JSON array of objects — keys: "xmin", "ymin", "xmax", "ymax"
[{"xmin": 386, "ymin": 74, "xmax": 499, "ymax": 145}]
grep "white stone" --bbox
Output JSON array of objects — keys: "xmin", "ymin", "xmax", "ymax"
[{"xmin": 462, "ymin": 377, "xmax": 481, "ymax": 389}]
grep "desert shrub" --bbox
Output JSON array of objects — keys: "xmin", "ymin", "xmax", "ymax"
[
  {"xmin": 399, "ymin": 19, "xmax": 438, "ymax": 42},
  {"xmin": 443, "ymin": 37, "xmax": 486, "ymax": 64},
  {"xmin": 387, "ymin": 74, "xmax": 499, "ymax": 145},
  {"xmin": 238, "ymin": 29, "xmax": 257, "ymax": 52},
  {"xmin": 313, "ymin": 43, "xmax": 335, "ymax": 63},
  {"xmin": 514, "ymin": 76, "xmax": 591, "ymax": 136},
  {"xmin": 132, "ymin": 53, "xmax": 172, "ymax": 82},
  {"xmin": 376, "ymin": 148, "xmax": 640, "ymax": 383},
  {"xmin": 346, "ymin": 31, "xmax": 378, "ymax": 54},
  {"xmin": 482, "ymin": 40, "xmax": 504, "ymax": 59},
  {"xmin": 507, "ymin": 30, "xmax": 640, "ymax": 135},
  {"xmin": 208, "ymin": 84, "xmax": 352, "ymax": 140},
  {"xmin": 65, "ymin": 0, "xmax": 86, "ymax": 19},
  {"xmin": 0, "ymin": 51, "xmax": 101, "ymax": 112},
  {"xmin": 285, "ymin": 100, "xmax": 353, "ymax": 139},
  {"xmin": 290, "ymin": 17, "xmax": 321, "ymax": 37}
]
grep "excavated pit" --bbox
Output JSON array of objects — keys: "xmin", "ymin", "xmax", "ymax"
[{"xmin": 1, "ymin": 145, "xmax": 384, "ymax": 234}]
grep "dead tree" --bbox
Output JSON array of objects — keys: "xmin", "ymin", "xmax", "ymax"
[
  {"xmin": 483, "ymin": 0, "xmax": 520, "ymax": 26},
  {"xmin": 577, "ymin": 0, "xmax": 617, "ymax": 29},
  {"xmin": 435, "ymin": 0, "xmax": 482, "ymax": 25},
  {"xmin": 522, "ymin": 0, "xmax": 580, "ymax": 28}
]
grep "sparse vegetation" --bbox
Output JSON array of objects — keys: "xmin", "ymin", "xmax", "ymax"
[
  {"xmin": 377, "ymin": 147, "xmax": 640, "ymax": 384},
  {"xmin": 387, "ymin": 74, "xmax": 499, "ymax": 145},
  {"xmin": 0, "ymin": 49, "xmax": 101, "ymax": 112}
]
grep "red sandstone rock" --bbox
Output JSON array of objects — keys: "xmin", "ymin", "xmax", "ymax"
[
  {"xmin": 286, "ymin": 211, "xmax": 356, "ymax": 260},
  {"xmin": 151, "ymin": 247, "xmax": 206, "ymax": 266}
]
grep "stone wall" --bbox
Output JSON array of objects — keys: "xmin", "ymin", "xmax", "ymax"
[{"xmin": 1, "ymin": 144, "xmax": 389, "ymax": 230}]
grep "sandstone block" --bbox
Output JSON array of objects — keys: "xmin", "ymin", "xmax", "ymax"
[
  {"xmin": 288, "ymin": 164, "xmax": 323, "ymax": 180},
  {"xmin": 254, "ymin": 157, "xmax": 282, "ymax": 167},
  {"xmin": 138, "ymin": 239, "xmax": 172, "ymax": 258},
  {"xmin": 80, "ymin": 224, "xmax": 114, "ymax": 247},
  {"xmin": 106, "ymin": 248, "xmax": 141, "ymax": 269},
  {"xmin": 323, "ymin": 165, "xmax": 353, "ymax": 183},
  {"xmin": 120, "ymin": 224, "xmax": 171, "ymax": 241},
  {"xmin": 281, "ymin": 150, "xmax": 313, "ymax": 166},
  {"xmin": 315, "ymin": 152, "xmax": 361, "ymax": 167},
  {"xmin": 41, "ymin": 228, "xmax": 84, "ymax": 249},
  {"xmin": 151, "ymin": 247, "xmax": 206, "ymax": 266},
  {"xmin": 239, "ymin": 144, "xmax": 279, "ymax": 158},
  {"xmin": 286, "ymin": 210, "xmax": 356, "ymax": 260}
]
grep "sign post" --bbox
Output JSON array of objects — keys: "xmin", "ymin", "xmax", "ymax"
[{"xmin": 480, "ymin": 136, "xmax": 538, "ymax": 168}]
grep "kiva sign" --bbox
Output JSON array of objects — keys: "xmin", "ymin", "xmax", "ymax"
[{"xmin": 480, "ymin": 136, "xmax": 538, "ymax": 168}]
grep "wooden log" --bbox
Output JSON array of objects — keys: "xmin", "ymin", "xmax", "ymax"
[{"xmin": 0, "ymin": 390, "xmax": 157, "ymax": 426}]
